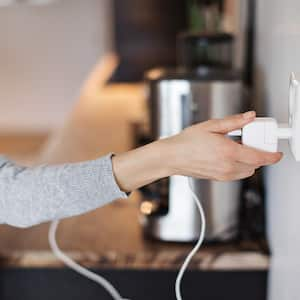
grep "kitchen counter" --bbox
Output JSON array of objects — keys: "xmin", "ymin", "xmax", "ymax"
[
  {"xmin": 0, "ymin": 194, "xmax": 268, "ymax": 300},
  {"xmin": 0, "ymin": 194, "xmax": 269, "ymax": 300}
]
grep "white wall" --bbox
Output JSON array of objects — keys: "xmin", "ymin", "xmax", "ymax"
[
  {"xmin": 0, "ymin": 0, "xmax": 112, "ymax": 132},
  {"xmin": 256, "ymin": 2, "xmax": 300, "ymax": 300}
]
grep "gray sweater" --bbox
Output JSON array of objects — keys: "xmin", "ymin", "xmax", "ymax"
[{"xmin": 0, "ymin": 154, "xmax": 128, "ymax": 228}]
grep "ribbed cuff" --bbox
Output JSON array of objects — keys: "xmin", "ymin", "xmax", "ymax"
[{"xmin": 99, "ymin": 153, "xmax": 129, "ymax": 200}]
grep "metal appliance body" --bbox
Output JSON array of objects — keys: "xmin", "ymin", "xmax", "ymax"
[{"xmin": 142, "ymin": 68, "xmax": 244, "ymax": 242}]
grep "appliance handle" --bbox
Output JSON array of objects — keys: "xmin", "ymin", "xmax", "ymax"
[{"xmin": 181, "ymin": 93, "xmax": 192, "ymax": 129}]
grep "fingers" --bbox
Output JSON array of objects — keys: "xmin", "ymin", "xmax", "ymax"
[
  {"xmin": 214, "ymin": 140, "xmax": 283, "ymax": 181},
  {"xmin": 221, "ymin": 170, "xmax": 255, "ymax": 181},
  {"xmin": 216, "ymin": 161, "xmax": 256, "ymax": 181},
  {"xmin": 202, "ymin": 111, "xmax": 256, "ymax": 134},
  {"xmin": 235, "ymin": 144, "xmax": 283, "ymax": 166}
]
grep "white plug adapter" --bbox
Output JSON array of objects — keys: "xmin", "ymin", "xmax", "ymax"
[
  {"xmin": 229, "ymin": 73, "xmax": 300, "ymax": 161},
  {"xmin": 229, "ymin": 117, "xmax": 291, "ymax": 152}
]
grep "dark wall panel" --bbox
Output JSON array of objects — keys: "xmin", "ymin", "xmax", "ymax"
[
  {"xmin": 112, "ymin": 0, "xmax": 187, "ymax": 82},
  {"xmin": 0, "ymin": 268, "xmax": 267, "ymax": 300}
]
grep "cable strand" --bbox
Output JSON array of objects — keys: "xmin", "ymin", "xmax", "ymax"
[
  {"xmin": 48, "ymin": 220, "xmax": 130, "ymax": 300},
  {"xmin": 175, "ymin": 177, "xmax": 206, "ymax": 300}
]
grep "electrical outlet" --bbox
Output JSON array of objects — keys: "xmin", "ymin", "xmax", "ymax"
[
  {"xmin": 288, "ymin": 73, "xmax": 300, "ymax": 161},
  {"xmin": 230, "ymin": 73, "xmax": 300, "ymax": 161}
]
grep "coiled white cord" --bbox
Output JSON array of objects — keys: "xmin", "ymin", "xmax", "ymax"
[
  {"xmin": 48, "ymin": 176, "xmax": 205, "ymax": 300},
  {"xmin": 175, "ymin": 177, "xmax": 206, "ymax": 300}
]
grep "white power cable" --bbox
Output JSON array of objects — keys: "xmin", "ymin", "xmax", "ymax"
[
  {"xmin": 48, "ymin": 220, "xmax": 130, "ymax": 300},
  {"xmin": 48, "ymin": 176, "xmax": 205, "ymax": 300},
  {"xmin": 175, "ymin": 177, "xmax": 206, "ymax": 300}
]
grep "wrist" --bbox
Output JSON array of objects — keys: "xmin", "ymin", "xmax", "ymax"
[
  {"xmin": 158, "ymin": 135, "xmax": 184, "ymax": 177},
  {"xmin": 112, "ymin": 140, "xmax": 171, "ymax": 192}
]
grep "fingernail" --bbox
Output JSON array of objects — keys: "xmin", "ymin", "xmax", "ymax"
[{"xmin": 243, "ymin": 111, "xmax": 256, "ymax": 119}]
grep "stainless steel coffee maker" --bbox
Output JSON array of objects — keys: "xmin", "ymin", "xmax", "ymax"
[
  {"xmin": 140, "ymin": 66, "xmax": 245, "ymax": 242},
  {"xmin": 139, "ymin": 32, "xmax": 248, "ymax": 242}
]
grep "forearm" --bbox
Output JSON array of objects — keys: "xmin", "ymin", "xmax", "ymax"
[{"xmin": 112, "ymin": 140, "xmax": 171, "ymax": 192}]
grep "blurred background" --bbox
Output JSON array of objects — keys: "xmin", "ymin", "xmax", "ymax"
[{"xmin": 0, "ymin": 1, "xmax": 297, "ymax": 300}]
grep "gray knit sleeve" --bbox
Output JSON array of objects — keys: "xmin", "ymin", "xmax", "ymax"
[{"xmin": 0, "ymin": 154, "xmax": 128, "ymax": 228}]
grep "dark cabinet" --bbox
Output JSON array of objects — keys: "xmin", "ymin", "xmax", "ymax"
[{"xmin": 112, "ymin": 0, "xmax": 187, "ymax": 81}]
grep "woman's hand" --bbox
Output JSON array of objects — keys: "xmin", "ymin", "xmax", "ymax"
[
  {"xmin": 112, "ymin": 111, "xmax": 283, "ymax": 192},
  {"xmin": 162, "ymin": 111, "xmax": 282, "ymax": 181}
]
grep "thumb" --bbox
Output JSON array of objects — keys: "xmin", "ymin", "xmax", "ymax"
[{"xmin": 202, "ymin": 111, "xmax": 256, "ymax": 134}]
